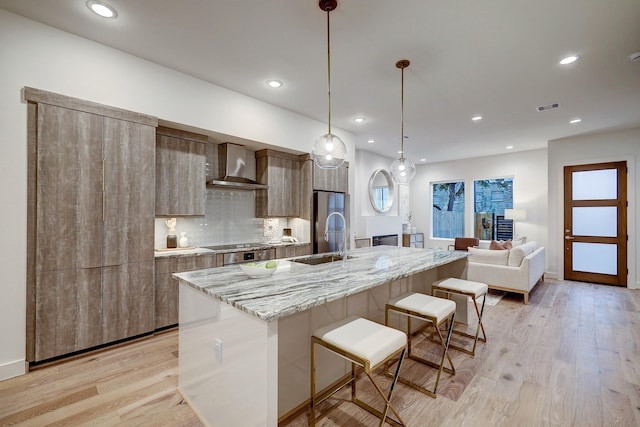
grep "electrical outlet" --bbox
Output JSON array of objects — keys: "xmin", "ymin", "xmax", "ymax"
[{"xmin": 215, "ymin": 338, "xmax": 222, "ymax": 363}]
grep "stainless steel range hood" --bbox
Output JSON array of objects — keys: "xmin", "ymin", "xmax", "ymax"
[{"xmin": 206, "ymin": 143, "xmax": 268, "ymax": 190}]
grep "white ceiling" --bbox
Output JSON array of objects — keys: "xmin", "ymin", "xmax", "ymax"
[{"xmin": 2, "ymin": 0, "xmax": 639, "ymax": 163}]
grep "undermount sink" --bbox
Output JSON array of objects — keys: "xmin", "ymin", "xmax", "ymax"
[{"xmin": 290, "ymin": 254, "xmax": 353, "ymax": 265}]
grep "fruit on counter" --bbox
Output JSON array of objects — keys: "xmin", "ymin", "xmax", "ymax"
[
  {"xmin": 245, "ymin": 262, "xmax": 256, "ymax": 266},
  {"xmin": 266, "ymin": 261, "xmax": 277, "ymax": 269}
]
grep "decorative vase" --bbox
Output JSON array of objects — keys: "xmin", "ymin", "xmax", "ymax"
[
  {"xmin": 179, "ymin": 232, "xmax": 189, "ymax": 248},
  {"xmin": 167, "ymin": 233, "xmax": 177, "ymax": 249}
]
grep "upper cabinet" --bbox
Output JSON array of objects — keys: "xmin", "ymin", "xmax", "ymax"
[
  {"xmin": 255, "ymin": 149, "xmax": 301, "ymax": 218},
  {"xmin": 156, "ymin": 126, "xmax": 207, "ymax": 216},
  {"xmin": 303, "ymin": 155, "xmax": 349, "ymax": 193},
  {"xmin": 298, "ymin": 155, "xmax": 349, "ymax": 221}
]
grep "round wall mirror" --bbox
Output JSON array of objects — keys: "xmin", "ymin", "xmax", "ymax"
[{"xmin": 368, "ymin": 168, "xmax": 394, "ymax": 213}]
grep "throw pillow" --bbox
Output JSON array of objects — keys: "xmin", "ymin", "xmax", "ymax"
[
  {"xmin": 489, "ymin": 240, "xmax": 512, "ymax": 250},
  {"xmin": 468, "ymin": 247, "xmax": 510, "ymax": 265}
]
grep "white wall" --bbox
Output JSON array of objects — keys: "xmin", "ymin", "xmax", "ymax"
[
  {"xmin": 410, "ymin": 149, "xmax": 549, "ymax": 252},
  {"xmin": 548, "ymin": 127, "xmax": 639, "ymax": 288},
  {"xmin": 0, "ymin": 9, "xmax": 355, "ymax": 380},
  {"xmin": 354, "ymin": 150, "xmax": 403, "ymax": 240}
]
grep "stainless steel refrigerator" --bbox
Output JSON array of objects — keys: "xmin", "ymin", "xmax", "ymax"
[{"xmin": 313, "ymin": 191, "xmax": 350, "ymax": 254}]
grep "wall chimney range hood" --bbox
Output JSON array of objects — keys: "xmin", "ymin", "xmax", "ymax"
[{"xmin": 206, "ymin": 143, "xmax": 268, "ymax": 190}]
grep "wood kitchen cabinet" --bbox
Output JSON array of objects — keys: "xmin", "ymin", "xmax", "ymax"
[
  {"xmin": 155, "ymin": 126, "xmax": 207, "ymax": 216},
  {"xmin": 255, "ymin": 149, "xmax": 301, "ymax": 217},
  {"xmin": 155, "ymin": 254, "xmax": 220, "ymax": 329},
  {"xmin": 299, "ymin": 155, "xmax": 349, "ymax": 221},
  {"xmin": 25, "ymin": 88, "xmax": 157, "ymax": 363},
  {"xmin": 275, "ymin": 244, "xmax": 311, "ymax": 259},
  {"xmin": 309, "ymin": 157, "xmax": 349, "ymax": 193}
]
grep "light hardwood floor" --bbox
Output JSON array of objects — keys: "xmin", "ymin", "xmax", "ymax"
[{"xmin": 1, "ymin": 279, "xmax": 639, "ymax": 426}]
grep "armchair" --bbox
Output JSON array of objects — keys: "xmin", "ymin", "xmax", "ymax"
[{"xmin": 448, "ymin": 237, "xmax": 480, "ymax": 251}]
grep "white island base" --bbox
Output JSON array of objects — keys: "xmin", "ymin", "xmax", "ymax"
[{"xmin": 177, "ymin": 249, "xmax": 468, "ymax": 426}]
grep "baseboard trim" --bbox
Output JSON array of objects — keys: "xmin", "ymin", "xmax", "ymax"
[{"xmin": 0, "ymin": 358, "xmax": 26, "ymax": 381}]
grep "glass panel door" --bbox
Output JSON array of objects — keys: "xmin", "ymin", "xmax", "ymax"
[{"xmin": 563, "ymin": 162, "xmax": 627, "ymax": 286}]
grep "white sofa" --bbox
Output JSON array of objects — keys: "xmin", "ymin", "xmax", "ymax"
[{"xmin": 466, "ymin": 241, "xmax": 545, "ymax": 304}]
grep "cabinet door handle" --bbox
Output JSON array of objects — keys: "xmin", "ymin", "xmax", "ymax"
[{"xmin": 102, "ymin": 160, "xmax": 105, "ymax": 222}]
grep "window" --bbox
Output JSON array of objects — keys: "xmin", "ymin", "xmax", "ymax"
[
  {"xmin": 372, "ymin": 186, "xmax": 389, "ymax": 210},
  {"xmin": 473, "ymin": 178, "xmax": 514, "ymax": 240},
  {"xmin": 432, "ymin": 181, "xmax": 464, "ymax": 238}
]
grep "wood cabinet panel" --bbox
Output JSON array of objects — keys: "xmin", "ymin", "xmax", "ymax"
[
  {"xmin": 312, "ymin": 161, "xmax": 348, "ymax": 193},
  {"xmin": 154, "ymin": 254, "xmax": 219, "ymax": 329},
  {"xmin": 255, "ymin": 150, "xmax": 300, "ymax": 218},
  {"xmin": 104, "ymin": 118, "xmax": 156, "ymax": 265},
  {"xmin": 35, "ymin": 104, "xmax": 104, "ymax": 272},
  {"xmin": 275, "ymin": 244, "xmax": 311, "ymax": 259},
  {"xmin": 34, "ymin": 268, "xmax": 102, "ymax": 361},
  {"xmin": 155, "ymin": 127, "xmax": 207, "ymax": 216},
  {"xmin": 103, "ymin": 261, "xmax": 155, "ymax": 343}
]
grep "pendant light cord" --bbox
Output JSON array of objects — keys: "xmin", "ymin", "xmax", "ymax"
[
  {"xmin": 326, "ymin": 9, "xmax": 332, "ymax": 134},
  {"xmin": 400, "ymin": 65, "xmax": 404, "ymax": 161}
]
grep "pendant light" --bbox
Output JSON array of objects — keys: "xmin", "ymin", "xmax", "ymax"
[
  {"xmin": 311, "ymin": 0, "xmax": 347, "ymax": 169},
  {"xmin": 390, "ymin": 59, "xmax": 416, "ymax": 184}
]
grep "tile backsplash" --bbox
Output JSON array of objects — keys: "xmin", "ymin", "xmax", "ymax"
[{"xmin": 154, "ymin": 189, "xmax": 309, "ymax": 249}]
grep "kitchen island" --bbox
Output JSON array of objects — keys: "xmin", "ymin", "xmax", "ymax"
[{"xmin": 175, "ymin": 246, "xmax": 470, "ymax": 426}]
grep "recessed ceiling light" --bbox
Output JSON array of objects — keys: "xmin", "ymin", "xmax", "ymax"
[
  {"xmin": 266, "ymin": 80, "xmax": 282, "ymax": 88},
  {"xmin": 569, "ymin": 118, "xmax": 582, "ymax": 124},
  {"xmin": 367, "ymin": 139, "xmax": 375, "ymax": 144},
  {"xmin": 506, "ymin": 145, "xmax": 514, "ymax": 150},
  {"xmin": 419, "ymin": 158, "xmax": 426, "ymax": 162},
  {"xmin": 353, "ymin": 117, "xmax": 366, "ymax": 123},
  {"xmin": 560, "ymin": 55, "xmax": 580, "ymax": 65},
  {"xmin": 86, "ymin": 0, "xmax": 117, "ymax": 18},
  {"xmin": 471, "ymin": 115, "xmax": 483, "ymax": 122}
]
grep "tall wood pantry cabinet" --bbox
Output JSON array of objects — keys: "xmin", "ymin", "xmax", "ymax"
[{"xmin": 25, "ymin": 88, "xmax": 158, "ymax": 363}]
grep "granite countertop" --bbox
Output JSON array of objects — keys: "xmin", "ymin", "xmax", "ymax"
[
  {"xmin": 174, "ymin": 246, "xmax": 470, "ymax": 322},
  {"xmin": 154, "ymin": 241, "xmax": 309, "ymax": 258}
]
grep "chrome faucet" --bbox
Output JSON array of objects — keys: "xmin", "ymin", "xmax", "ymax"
[{"xmin": 324, "ymin": 211, "xmax": 347, "ymax": 257}]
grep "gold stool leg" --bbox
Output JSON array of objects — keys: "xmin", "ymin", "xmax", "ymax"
[
  {"xmin": 310, "ymin": 339, "xmax": 316, "ymax": 427},
  {"xmin": 385, "ymin": 304, "xmax": 455, "ymax": 398}
]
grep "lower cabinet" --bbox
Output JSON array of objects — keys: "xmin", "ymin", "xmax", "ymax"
[
  {"xmin": 275, "ymin": 244, "xmax": 311, "ymax": 259},
  {"xmin": 155, "ymin": 246, "xmax": 311, "ymax": 330},
  {"xmin": 402, "ymin": 233, "xmax": 424, "ymax": 248},
  {"xmin": 154, "ymin": 254, "xmax": 220, "ymax": 329}
]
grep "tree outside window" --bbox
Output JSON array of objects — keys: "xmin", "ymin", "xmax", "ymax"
[
  {"xmin": 473, "ymin": 178, "xmax": 514, "ymax": 240},
  {"xmin": 432, "ymin": 181, "xmax": 464, "ymax": 238}
]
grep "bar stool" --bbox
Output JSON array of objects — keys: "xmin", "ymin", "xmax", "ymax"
[
  {"xmin": 432, "ymin": 278, "xmax": 488, "ymax": 356},
  {"xmin": 311, "ymin": 316, "xmax": 408, "ymax": 427},
  {"xmin": 385, "ymin": 292, "xmax": 456, "ymax": 398}
]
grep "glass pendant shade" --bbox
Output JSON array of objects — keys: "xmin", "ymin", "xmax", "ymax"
[
  {"xmin": 390, "ymin": 59, "xmax": 416, "ymax": 184},
  {"xmin": 312, "ymin": 0, "xmax": 346, "ymax": 170},
  {"xmin": 390, "ymin": 157, "xmax": 416, "ymax": 184},
  {"xmin": 312, "ymin": 133, "xmax": 347, "ymax": 169}
]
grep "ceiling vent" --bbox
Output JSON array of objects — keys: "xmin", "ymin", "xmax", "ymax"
[{"xmin": 536, "ymin": 103, "xmax": 560, "ymax": 112}]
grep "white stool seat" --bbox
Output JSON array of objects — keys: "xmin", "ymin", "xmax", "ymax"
[
  {"xmin": 313, "ymin": 316, "xmax": 407, "ymax": 368},
  {"xmin": 387, "ymin": 293, "xmax": 455, "ymax": 324},
  {"xmin": 433, "ymin": 277, "xmax": 488, "ymax": 298}
]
